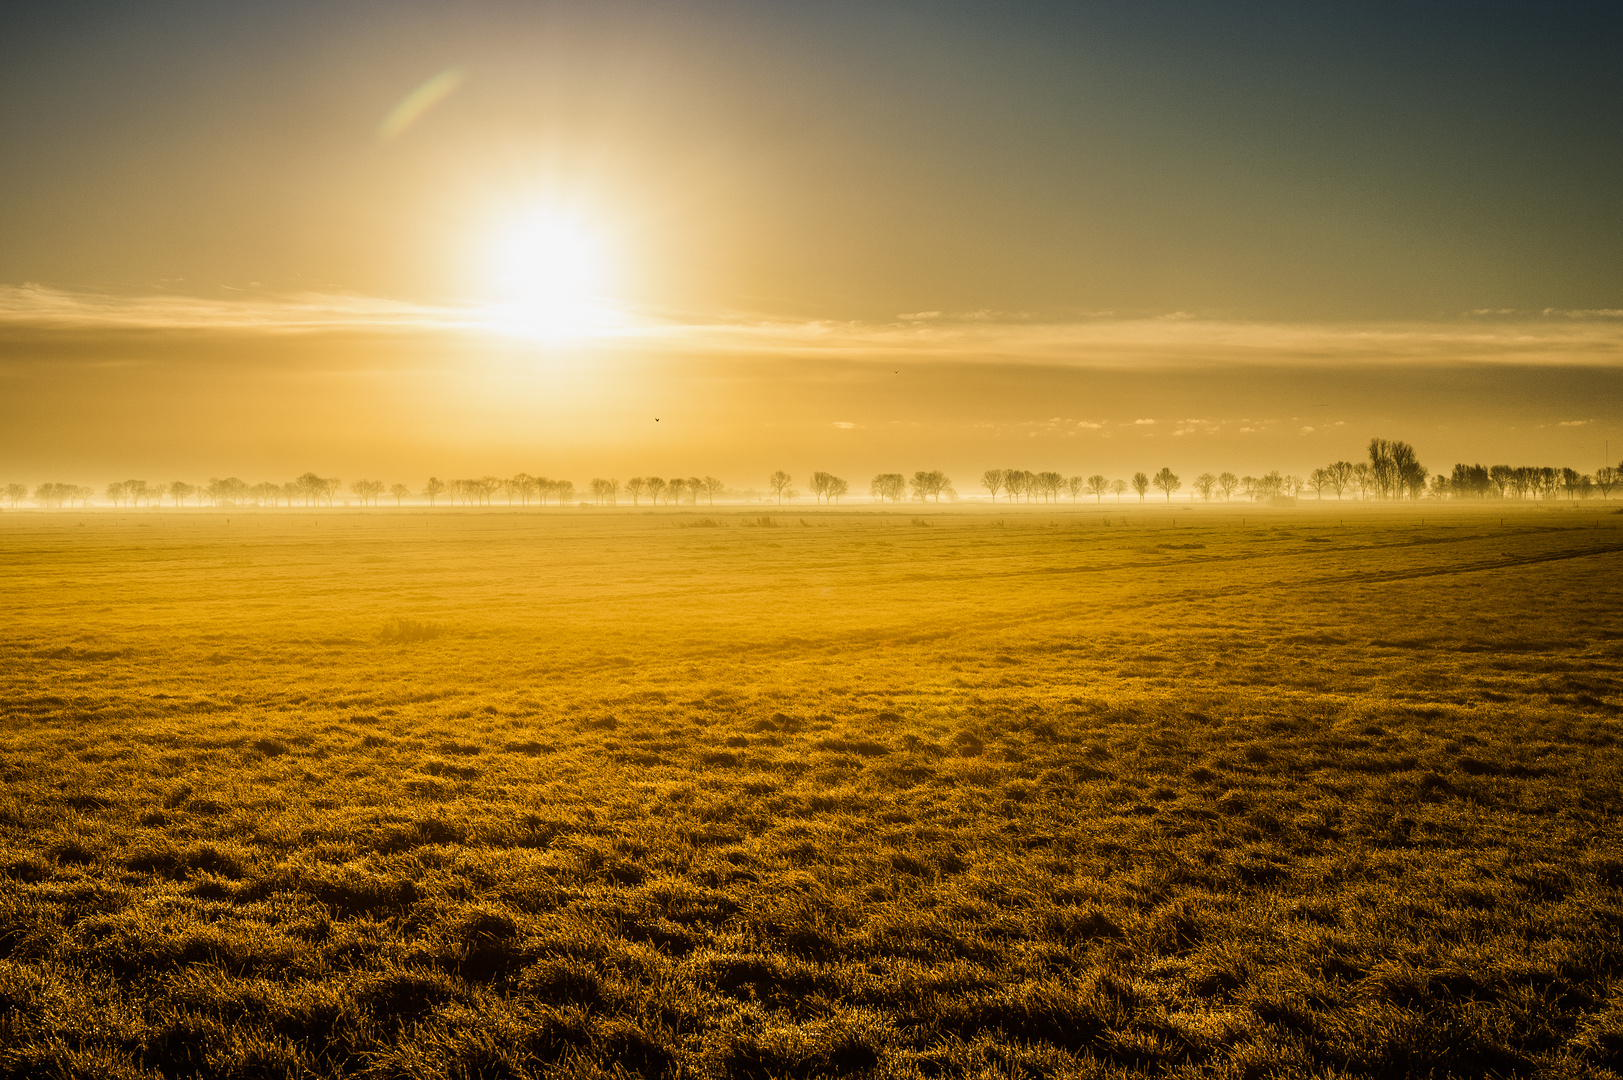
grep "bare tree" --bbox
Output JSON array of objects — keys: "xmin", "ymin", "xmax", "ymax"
[
  {"xmin": 870, "ymin": 473, "xmax": 905, "ymax": 502},
  {"xmin": 646, "ymin": 476, "xmax": 668, "ymax": 505},
  {"xmin": 423, "ymin": 477, "xmax": 445, "ymax": 506},
  {"xmin": 625, "ymin": 477, "xmax": 647, "ymax": 505},
  {"xmin": 768, "ymin": 471, "xmax": 791, "ymax": 505},
  {"xmin": 982, "ymin": 468, "xmax": 1006, "ymax": 502},
  {"xmin": 810, "ymin": 471, "xmax": 848, "ymax": 504},
  {"xmin": 1325, "ymin": 460, "xmax": 1354, "ymax": 499},
  {"xmin": 4, "ymin": 483, "xmax": 27, "ymax": 508},
  {"xmin": 389, "ymin": 483, "xmax": 410, "ymax": 506},
  {"xmin": 554, "ymin": 479, "xmax": 575, "ymax": 504},
  {"xmin": 1065, "ymin": 475, "xmax": 1084, "ymax": 501},
  {"xmin": 1597, "ymin": 466, "xmax": 1618, "ymax": 500},
  {"xmin": 1037, "ymin": 471, "xmax": 1063, "ymax": 502},
  {"xmin": 1308, "ymin": 468, "xmax": 1327, "ymax": 499},
  {"xmin": 1151, "ymin": 467, "xmax": 1180, "ymax": 502},
  {"xmin": 1086, "ymin": 474, "xmax": 1108, "ymax": 502},
  {"xmin": 1131, "ymin": 472, "xmax": 1149, "ymax": 502},
  {"xmin": 667, "ymin": 477, "xmax": 687, "ymax": 505},
  {"xmin": 105, "ymin": 481, "xmax": 128, "ymax": 507},
  {"xmin": 1216, "ymin": 472, "xmax": 1238, "ymax": 501},
  {"xmin": 1194, "ymin": 472, "xmax": 1216, "ymax": 501},
  {"xmin": 1351, "ymin": 462, "xmax": 1371, "ymax": 499},
  {"xmin": 701, "ymin": 476, "xmax": 723, "ymax": 505},
  {"xmin": 910, "ymin": 470, "xmax": 953, "ymax": 502},
  {"xmin": 351, "ymin": 479, "xmax": 385, "ymax": 506},
  {"xmin": 1109, "ymin": 478, "xmax": 1128, "ymax": 501}
]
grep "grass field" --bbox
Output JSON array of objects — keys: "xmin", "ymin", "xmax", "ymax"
[{"xmin": 3, "ymin": 503, "xmax": 1623, "ymax": 1079}]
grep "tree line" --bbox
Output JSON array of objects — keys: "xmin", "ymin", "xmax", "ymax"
[{"xmin": 7, "ymin": 438, "xmax": 1618, "ymax": 510}]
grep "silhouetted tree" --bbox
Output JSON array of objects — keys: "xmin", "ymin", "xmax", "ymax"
[
  {"xmin": 1038, "ymin": 471, "xmax": 1063, "ymax": 502},
  {"xmin": 1325, "ymin": 460, "xmax": 1354, "ymax": 499},
  {"xmin": 1449, "ymin": 464, "xmax": 1489, "ymax": 498},
  {"xmin": 293, "ymin": 472, "xmax": 323, "ymax": 507},
  {"xmin": 982, "ymin": 469, "xmax": 1005, "ymax": 502},
  {"xmin": 389, "ymin": 483, "xmax": 410, "ymax": 506},
  {"xmin": 105, "ymin": 481, "xmax": 128, "ymax": 507},
  {"xmin": 1308, "ymin": 469, "xmax": 1327, "ymax": 499},
  {"xmin": 1004, "ymin": 469, "xmax": 1034, "ymax": 503},
  {"xmin": 1351, "ymin": 462, "xmax": 1372, "ymax": 499},
  {"xmin": 1194, "ymin": 472, "xmax": 1216, "ymax": 501},
  {"xmin": 1284, "ymin": 475, "xmax": 1305, "ymax": 498},
  {"xmin": 1086, "ymin": 474, "xmax": 1108, "ymax": 502},
  {"xmin": 701, "ymin": 476, "xmax": 723, "ymax": 504},
  {"xmin": 1217, "ymin": 472, "xmax": 1238, "ymax": 501},
  {"xmin": 1151, "ymin": 467, "xmax": 1180, "ymax": 502},
  {"xmin": 910, "ymin": 470, "xmax": 953, "ymax": 502},
  {"xmin": 554, "ymin": 479, "xmax": 575, "ymax": 504},
  {"xmin": 1597, "ymin": 466, "xmax": 1618, "ymax": 500},
  {"xmin": 1131, "ymin": 472, "xmax": 1149, "ymax": 502},
  {"xmin": 423, "ymin": 477, "xmax": 445, "ymax": 506},
  {"xmin": 667, "ymin": 477, "xmax": 687, "ymax": 505},
  {"xmin": 810, "ymin": 471, "xmax": 848, "ymax": 504},
  {"xmin": 351, "ymin": 479, "xmax": 385, "ymax": 506},
  {"xmin": 768, "ymin": 471, "xmax": 791, "ymax": 505},
  {"xmin": 625, "ymin": 477, "xmax": 647, "ymax": 505},
  {"xmin": 1110, "ymin": 478, "xmax": 1128, "ymax": 501},
  {"xmin": 1488, "ymin": 464, "xmax": 1513, "ymax": 498},
  {"xmin": 870, "ymin": 473, "xmax": 905, "ymax": 502},
  {"xmin": 4, "ymin": 483, "xmax": 26, "ymax": 508},
  {"xmin": 1066, "ymin": 475, "xmax": 1084, "ymax": 501},
  {"xmin": 647, "ymin": 476, "xmax": 668, "ymax": 505},
  {"xmin": 207, "ymin": 477, "xmax": 248, "ymax": 507}
]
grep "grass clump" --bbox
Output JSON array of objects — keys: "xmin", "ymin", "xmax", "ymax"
[{"xmin": 376, "ymin": 616, "xmax": 445, "ymax": 643}]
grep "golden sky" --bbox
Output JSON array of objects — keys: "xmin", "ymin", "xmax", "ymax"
[{"xmin": 1, "ymin": 2, "xmax": 1619, "ymax": 485}]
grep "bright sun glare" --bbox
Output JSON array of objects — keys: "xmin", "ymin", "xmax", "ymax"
[{"xmin": 486, "ymin": 210, "xmax": 622, "ymax": 340}]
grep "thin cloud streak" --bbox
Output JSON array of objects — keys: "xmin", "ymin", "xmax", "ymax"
[{"xmin": 3, "ymin": 286, "xmax": 1622, "ymax": 369}]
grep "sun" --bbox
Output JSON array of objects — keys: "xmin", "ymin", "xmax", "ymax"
[{"xmin": 484, "ymin": 210, "xmax": 622, "ymax": 340}]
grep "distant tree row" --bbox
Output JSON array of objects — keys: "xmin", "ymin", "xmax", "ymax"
[
  {"xmin": 1427, "ymin": 463, "xmax": 1619, "ymax": 501},
  {"xmin": 618, "ymin": 477, "xmax": 724, "ymax": 506},
  {"xmin": 9, "ymin": 439, "xmax": 1619, "ymax": 510}
]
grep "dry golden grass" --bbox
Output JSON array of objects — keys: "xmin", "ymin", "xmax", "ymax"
[{"xmin": 2, "ymin": 503, "xmax": 1622, "ymax": 1078}]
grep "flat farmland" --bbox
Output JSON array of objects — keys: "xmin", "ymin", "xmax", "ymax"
[{"xmin": 3, "ymin": 505, "xmax": 1623, "ymax": 1079}]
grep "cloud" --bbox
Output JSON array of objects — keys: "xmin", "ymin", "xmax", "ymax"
[
  {"xmin": 831, "ymin": 421, "xmax": 855, "ymax": 429},
  {"xmin": 1558, "ymin": 419, "xmax": 1593, "ymax": 426},
  {"xmin": 1300, "ymin": 426, "xmax": 1315, "ymax": 434},
  {"xmin": 4, "ymin": 286, "xmax": 1623, "ymax": 373},
  {"xmin": 1133, "ymin": 418, "xmax": 1156, "ymax": 425}
]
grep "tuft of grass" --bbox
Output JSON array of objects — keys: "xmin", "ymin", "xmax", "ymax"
[{"xmin": 376, "ymin": 616, "xmax": 445, "ymax": 643}]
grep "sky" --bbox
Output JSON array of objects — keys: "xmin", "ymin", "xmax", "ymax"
[{"xmin": 1, "ymin": 0, "xmax": 1620, "ymax": 488}]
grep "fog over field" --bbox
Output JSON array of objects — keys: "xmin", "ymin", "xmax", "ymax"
[{"xmin": 3, "ymin": 2, "xmax": 1622, "ymax": 1077}]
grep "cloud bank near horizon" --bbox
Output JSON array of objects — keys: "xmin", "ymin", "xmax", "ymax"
[{"xmin": 3, "ymin": 285, "xmax": 1622, "ymax": 371}]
